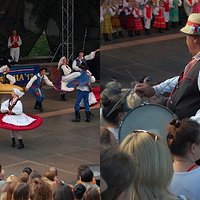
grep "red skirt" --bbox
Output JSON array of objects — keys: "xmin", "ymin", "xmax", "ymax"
[
  {"xmin": 134, "ymin": 18, "xmax": 143, "ymax": 31},
  {"xmin": 0, "ymin": 113, "xmax": 43, "ymax": 131},
  {"xmin": 153, "ymin": 16, "xmax": 166, "ymax": 28},
  {"xmin": 126, "ymin": 15, "xmax": 135, "ymax": 31}
]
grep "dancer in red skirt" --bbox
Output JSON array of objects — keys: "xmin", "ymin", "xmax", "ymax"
[
  {"xmin": 153, "ymin": 1, "xmax": 166, "ymax": 33},
  {"xmin": 0, "ymin": 88, "xmax": 42, "ymax": 149},
  {"xmin": 133, "ymin": 2, "xmax": 144, "ymax": 35}
]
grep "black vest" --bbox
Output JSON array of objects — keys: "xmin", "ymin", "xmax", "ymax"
[
  {"xmin": 168, "ymin": 61, "xmax": 200, "ymax": 119},
  {"xmin": 59, "ymin": 65, "xmax": 64, "ymax": 76},
  {"xmin": 2, "ymin": 74, "xmax": 10, "ymax": 84}
]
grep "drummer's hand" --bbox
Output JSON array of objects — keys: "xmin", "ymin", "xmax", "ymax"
[
  {"xmin": 25, "ymin": 87, "xmax": 28, "ymax": 92},
  {"xmin": 134, "ymin": 83, "xmax": 156, "ymax": 98}
]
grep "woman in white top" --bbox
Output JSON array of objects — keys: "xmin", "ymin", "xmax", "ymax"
[
  {"xmin": 168, "ymin": 118, "xmax": 200, "ymax": 200},
  {"xmin": 0, "ymin": 88, "xmax": 42, "ymax": 149},
  {"xmin": 57, "ymin": 56, "xmax": 76, "ymax": 100}
]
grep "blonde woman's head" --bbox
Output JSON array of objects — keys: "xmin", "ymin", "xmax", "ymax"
[{"xmin": 120, "ymin": 130, "xmax": 177, "ymax": 200}]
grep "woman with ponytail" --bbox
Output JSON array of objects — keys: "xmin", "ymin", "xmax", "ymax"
[{"xmin": 168, "ymin": 118, "xmax": 200, "ymax": 200}]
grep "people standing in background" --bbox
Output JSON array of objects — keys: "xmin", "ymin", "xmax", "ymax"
[
  {"xmin": 101, "ymin": 0, "xmax": 113, "ymax": 42},
  {"xmin": 133, "ymin": 2, "xmax": 144, "ymax": 35},
  {"xmin": 169, "ymin": 0, "xmax": 182, "ymax": 28},
  {"xmin": 8, "ymin": 30, "xmax": 22, "ymax": 63},
  {"xmin": 144, "ymin": 1, "xmax": 153, "ymax": 34},
  {"xmin": 125, "ymin": 0, "xmax": 135, "ymax": 37},
  {"xmin": 192, "ymin": 0, "xmax": 200, "ymax": 13},
  {"xmin": 153, "ymin": 0, "xmax": 166, "ymax": 33},
  {"xmin": 110, "ymin": 0, "xmax": 124, "ymax": 39}
]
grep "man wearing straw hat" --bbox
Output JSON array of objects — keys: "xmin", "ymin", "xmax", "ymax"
[{"xmin": 135, "ymin": 13, "xmax": 200, "ymax": 123}]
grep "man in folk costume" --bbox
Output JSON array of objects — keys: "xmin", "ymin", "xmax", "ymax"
[
  {"xmin": 8, "ymin": 30, "xmax": 22, "ymax": 63},
  {"xmin": 135, "ymin": 13, "xmax": 200, "ymax": 123},
  {"xmin": 144, "ymin": 1, "xmax": 153, "ymax": 35},
  {"xmin": 72, "ymin": 49, "xmax": 100, "ymax": 72},
  {"xmin": 25, "ymin": 67, "xmax": 56, "ymax": 112},
  {"xmin": 72, "ymin": 62, "xmax": 96, "ymax": 123}
]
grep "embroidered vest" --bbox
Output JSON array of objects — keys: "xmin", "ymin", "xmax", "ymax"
[
  {"xmin": 76, "ymin": 58, "xmax": 88, "ymax": 68},
  {"xmin": 32, "ymin": 74, "xmax": 44, "ymax": 89},
  {"xmin": 10, "ymin": 35, "xmax": 20, "ymax": 48}
]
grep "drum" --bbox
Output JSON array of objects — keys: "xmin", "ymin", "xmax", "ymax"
[{"xmin": 119, "ymin": 103, "xmax": 177, "ymax": 142}]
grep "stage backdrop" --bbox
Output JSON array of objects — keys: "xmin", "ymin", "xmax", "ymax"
[{"xmin": 0, "ymin": 0, "xmax": 100, "ymax": 79}]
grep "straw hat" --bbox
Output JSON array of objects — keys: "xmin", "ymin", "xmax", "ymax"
[{"xmin": 180, "ymin": 13, "xmax": 200, "ymax": 35}]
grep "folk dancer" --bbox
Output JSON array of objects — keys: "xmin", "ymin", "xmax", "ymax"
[
  {"xmin": 25, "ymin": 68, "xmax": 56, "ymax": 112},
  {"xmin": 8, "ymin": 30, "xmax": 22, "ymax": 63}
]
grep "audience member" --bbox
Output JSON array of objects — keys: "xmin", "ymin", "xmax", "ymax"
[
  {"xmin": 167, "ymin": 118, "xmax": 200, "ymax": 200},
  {"xmin": 101, "ymin": 147, "xmax": 135, "ymax": 200},
  {"xmin": 120, "ymin": 130, "xmax": 187, "ymax": 200}
]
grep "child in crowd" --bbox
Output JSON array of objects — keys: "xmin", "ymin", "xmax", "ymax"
[
  {"xmin": 133, "ymin": 2, "xmax": 144, "ymax": 35},
  {"xmin": 125, "ymin": 0, "xmax": 135, "ymax": 37},
  {"xmin": 144, "ymin": 1, "xmax": 153, "ymax": 34},
  {"xmin": 153, "ymin": 0, "xmax": 166, "ymax": 33}
]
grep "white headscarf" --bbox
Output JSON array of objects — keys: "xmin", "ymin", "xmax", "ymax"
[
  {"xmin": 57, "ymin": 56, "xmax": 66, "ymax": 70},
  {"xmin": 13, "ymin": 88, "xmax": 24, "ymax": 98}
]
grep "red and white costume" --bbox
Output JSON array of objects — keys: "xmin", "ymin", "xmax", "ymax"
[
  {"xmin": 153, "ymin": 6, "xmax": 166, "ymax": 29},
  {"xmin": 8, "ymin": 35, "xmax": 22, "ymax": 62},
  {"xmin": 124, "ymin": 5, "xmax": 135, "ymax": 31},
  {"xmin": 164, "ymin": 0, "xmax": 170, "ymax": 22},
  {"xmin": 0, "ymin": 88, "xmax": 42, "ymax": 132},
  {"xmin": 133, "ymin": 7, "xmax": 143, "ymax": 31},
  {"xmin": 144, "ymin": 4, "xmax": 153, "ymax": 29}
]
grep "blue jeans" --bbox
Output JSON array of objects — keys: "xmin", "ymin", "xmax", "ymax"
[{"xmin": 74, "ymin": 90, "xmax": 90, "ymax": 111}]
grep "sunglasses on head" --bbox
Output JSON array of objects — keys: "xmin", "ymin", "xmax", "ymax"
[{"xmin": 133, "ymin": 130, "xmax": 159, "ymax": 142}]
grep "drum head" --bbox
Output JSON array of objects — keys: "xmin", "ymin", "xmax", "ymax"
[{"xmin": 119, "ymin": 104, "xmax": 176, "ymax": 142}]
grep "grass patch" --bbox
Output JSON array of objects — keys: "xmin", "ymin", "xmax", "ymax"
[{"xmin": 28, "ymin": 34, "xmax": 50, "ymax": 57}]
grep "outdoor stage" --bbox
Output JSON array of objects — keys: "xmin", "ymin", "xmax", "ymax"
[{"xmin": 0, "ymin": 63, "xmax": 100, "ymax": 183}]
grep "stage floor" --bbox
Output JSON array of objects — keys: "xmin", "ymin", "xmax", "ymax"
[{"xmin": 0, "ymin": 87, "xmax": 100, "ymax": 183}]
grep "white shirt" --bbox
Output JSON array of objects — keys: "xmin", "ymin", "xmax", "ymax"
[
  {"xmin": 153, "ymin": 53, "xmax": 200, "ymax": 123},
  {"xmin": 60, "ymin": 64, "xmax": 72, "ymax": 76},
  {"xmin": 169, "ymin": 167, "xmax": 200, "ymax": 200},
  {"xmin": 72, "ymin": 51, "xmax": 96, "ymax": 71},
  {"xmin": 25, "ymin": 73, "xmax": 53, "ymax": 90}
]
